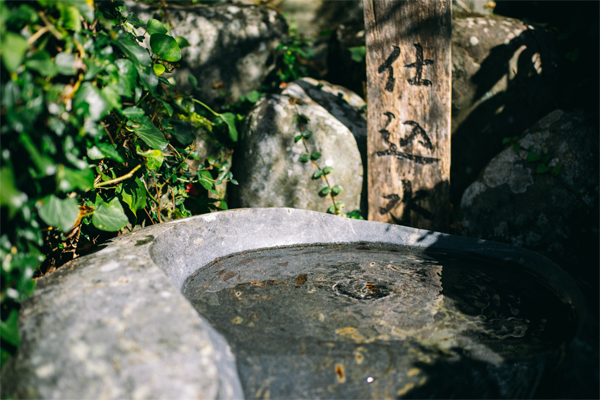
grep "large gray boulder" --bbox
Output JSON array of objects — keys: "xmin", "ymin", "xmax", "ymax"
[
  {"xmin": 230, "ymin": 80, "xmax": 363, "ymax": 214},
  {"xmin": 128, "ymin": 3, "xmax": 287, "ymax": 107},
  {"xmin": 459, "ymin": 110, "xmax": 599, "ymax": 296},
  {"xmin": 450, "ymin": 14, "xmax": 560, "ymax": 204}
]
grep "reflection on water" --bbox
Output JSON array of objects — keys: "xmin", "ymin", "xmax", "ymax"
[{"xmin": 182, "ymin": 243, "xmax": 576, "ymax": 399}]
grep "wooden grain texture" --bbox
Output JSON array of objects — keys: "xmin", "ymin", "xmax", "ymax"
[{"xmin": 364, "ymin": 0, "xmax": 451, "ymax": 231}]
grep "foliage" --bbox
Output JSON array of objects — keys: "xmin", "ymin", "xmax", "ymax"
[
  {"xmin": 502, "ymin": 136, "xmax": 563, "ymax": 176},
  {"xmin": 0, "ymin": 0, "xmax": 239, "ymax": 366}
]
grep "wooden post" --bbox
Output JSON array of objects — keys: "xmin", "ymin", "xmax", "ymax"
[{"xmin": 364, "ymin": 0, "xmax": 451, "ymax": 231}]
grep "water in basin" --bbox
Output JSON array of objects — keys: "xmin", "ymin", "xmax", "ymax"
[{"xmin": 181, "ymin": 243, "xmax": 576, "ymax": 399}]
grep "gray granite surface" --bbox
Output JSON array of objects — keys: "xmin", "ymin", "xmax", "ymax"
[{"xmin": 1, "ymin": 208, "xmax": 585, "ymax": 399}]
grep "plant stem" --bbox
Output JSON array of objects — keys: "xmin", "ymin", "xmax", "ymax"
[
  {"xmin": 94, "ymin": 164, "xmax": 142, "ymax": 188},
  {"xmin": 192, "ymin": 98, "xmax": 220, "ymax": 117}
]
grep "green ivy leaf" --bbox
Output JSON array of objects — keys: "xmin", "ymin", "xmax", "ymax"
[
  {"xmin": 150, "ymin": 33, "xmax": 181, "ymax": 62},
  {"xmin": 536, "ymin": 164, "xmax": 550, "ymax": 174},
  {"xmin": 92, "ymin": 195, "xmax": 128, "ymax": 232},
  {"xmin": 502, "ymin": 137, "xmax": 512, "ymax": 145},
  {"xmin": 147, "ymin": 19, "xmax": 168, "ymax": 35},
  {"xmin": 60, "ymin": 5, "xmax": 81, "ymax": 32},
  {"xmin": 19, "ymin": 133, "xmax": 56, "ymax": 177},
  {"xmin": 96, "ymin": 142, "xmax": 124, "ymax": 162},
  {"xmin": 132, "ymin": 115, "xmax": 168, "ymax": 150},
  {"xmin": 57, "ymin": 166, "xmax": 94, "ymax": 192},
  {"xmin": 160, "ymin": 99, "xmax": 173, "ymax": 117},
  {"xmin": 541, "ymin": 155, "xmax": 551, "ymax": 164},
  {"xmin": 219, "ymin": 112, "xmax": 238, "ymax": 142},
  {"xmin": 171, "ymin": 120, "xmax": 195, "ymax": 145},
  {"xmin": 114, "ymin": 59, "xmax": 138, "ymax": 99},
  {"xmin": 302, "ymin": 130, "xmax": 313, "ymax": 139},
  {"xmin": 512, "ymin": 143, "xmax": 521, "ymax": 154},
  {"xmin": 0, "ymin": 310, "xmax": 21, "ymax": 347},
  {"xmin": 198, "ymin": 170, "xmax": 219, "ymax": 196},
  {"xmin": 348, "ymin": 46, "xmax": 366, "ymax": 63},
  {"xmin": 220, "ymin": 200, "xmax": 228, "ymax": 210},
  {"xmin": 299, "ymin": 154, "xmax": 310, "ymax": 163},
  {"xmin": 73, "ymin": 82, "xmax": 110, "ymax": 121},
  {"xmin": 122, "ymin": 106, "xmax": 145, "ymax": 119},
  {"xmin": 55, "ymin": 52, "xmax": 77, "ymax": 76},
  {"xmin": 527, "ymin": 151, "xmax": 541, "ymax": 162},
  {"xmin": 114, "ymin": 34, "xmax": 157, "ymax": 96},
  {"xmin": 552, "ymin": 164, "xmax": 563, "ymax": 176},
  {"xmin": 246, "ymin": 90, "xmax": 261, "ymax": 103},
  {"xmin": 312, "ymin": 169, "xmax": 323, "ymax": 179},
  {"xmin": 294, "ymin": 135, "xmax": 303, "ymax": 143},
  {"xmin": 25, "ymin": 51, "xmax": 57, "ymax": 77},
  {"xmin": 153, "ymin": 63, "xmax": 166, "ymax": 76},
  {"xmin": 119, "ymin": 177, "xmax": 146, "ymax": 217},
  {"xmin": 0, "ymin": 166, "xmax": 27, "ymax": 219},
  {"xmin": 331, "ymin": 185, "xmax": 343, "ymax": 195},
  {"xmin": 37, "ymin": 195, "xmax": 79, "ymax": 232},
  {"xmin": 1, "ymin": 32, "xmax": 28, "ymax": 72},
  {"xmin": 126, "ymin": 12, "xmax": 145, "ymax": 29},
  {"xmin": 319, "ymin": 186, "xmax": 331, "ymax": 196},
  {"xmin": 188, "ymin": 74, "xmax": 199, "ymax": 90},
  {"xmin": 310, "ymin": 152, "xmax": 322, "ymax": 160},
  {"xmin": 327, "ymin": 205, "xmax": 336, "ymax": 214},
  {"xmin": 136, "ymin": 148, "xmax": 164, "ymax": 171}
]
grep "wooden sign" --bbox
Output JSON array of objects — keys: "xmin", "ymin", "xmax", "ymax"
[{"xmin": 364, "ymin": 0, "xmax": 451, "ymax": 231}]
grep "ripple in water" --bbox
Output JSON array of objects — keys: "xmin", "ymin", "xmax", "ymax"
[{"xmin": 182, "ymin": 243, "xmax": 577, "ymax": 399}]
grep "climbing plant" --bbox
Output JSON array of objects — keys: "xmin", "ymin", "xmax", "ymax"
[{"xmin": 0, "ymin": 0, "xmax": 239, "ymax": 366}]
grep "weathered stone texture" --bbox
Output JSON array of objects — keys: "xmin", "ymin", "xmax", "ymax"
[
  {"xmin": 128, "ymin": 2, "xmax": 287, "ymax": 107},
  {"xmin": 230, "ymin": 81, "xmax": 363, "ymax": 214},
  {"xmin": 460, "ymin": 110, "xmax": 599, "ymax": 292}
]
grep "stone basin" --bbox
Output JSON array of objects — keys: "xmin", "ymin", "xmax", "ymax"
[{"xmin": 1, "ymin": 208, "xmax": 584, "ymax": 399}]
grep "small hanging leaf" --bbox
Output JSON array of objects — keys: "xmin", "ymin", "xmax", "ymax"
[
  {"xmin": 299, "ymin": 154, "xmax": 310, "ymax": 163},
  {"xmin": 153, "ymin": 63, "xmax": 166, "ymax": 76},
  {"xmin": 92, "ymin": 195, "xmax": 129, "ymax": 232},
  {"xmin": 310, "ymin": 152, "xmax": 322, "ymax": 160},
  {"xmin": 0, "ymin": 166, "xmax": 27, "ymax": 219},
  {"xmin": 160, "ymin": 99, "xmax": 173, "ymax": 117},
  {"xmin": 552, "ymin": 164, "xmax": 563, "ymax": 176},
  {"xmin": 331, "ymin": 185, "xmax": 343, "ymax": 195},
  {"xmin": 115, "ymin": 59, "xmax": 138, "ymax": 98},
  {"xmin": 541, "ymin": 155, "xmax": 551, "ymax": 164},
  {"xmin": 246, "ymin": 90, "xmax": 261, "ymax": 103},
  {"xmin": 302, "ymin": 130, "xmax": 313, "ymax": 139},
  {"xmin": 512, "ymin": 143, "xmax": 521, "ymax": 154},
  {"xmin": 502, "ymin": 137, "xmax": 512, "ymax": 144},
  {"xmin": 147, "ymin": 19, "xmax": 168, "ymax": 35},
  {"xmin": 294, "ymin": 135, "xmax": 303, "ymax": 143},
  {"xmin": 536, "ymin": 164, "xmax": 550, "ymax": 174},
  {"xmin": 37, "ymin": 195, "xmax": 79, "ymax": 232},
  {"xmin": 327, "ymin": 205, "xmax": 336, "ymax": 214},
  {"xmin": 188, "ymin": 75, "xmax": 199, "ymax": 90},
  {"xmin": 126, "ymin": 12, "xmax": 145, "ymax": 28},
  {"xmin": 150, "ymin": 33, "xmax": 181, "ymax": 62},
  {"xmin": 219, "ymin": 112, "xmax": 238, "ymax": 142},
  {"xmin": 323, "ymin": 166, "xmax": 333, "ymax": 175},
  {"xmin": 60, "ymin": 5, "xmax": 82, "ymax": 32},
  {"xmin": 348, "ymin": 46, "xmax": 366, "ymax": 63},
  {"xmin": 171, "ymin": 120, "xmax": 195, "ymax": 145},
  {"xmin": 319, "ymin": 186, "xmax": 331, "ymax": 196},
  {"xmin": 0, "ymin": 310, "xmax": 21, "ymax": 347},
  {"xmin": 312, "ymin": 169, "xmax": 323, "ymax": 179},
  {"xmin": 526, "ymin": 151, "xmax": 541, "ymax": 162}
]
